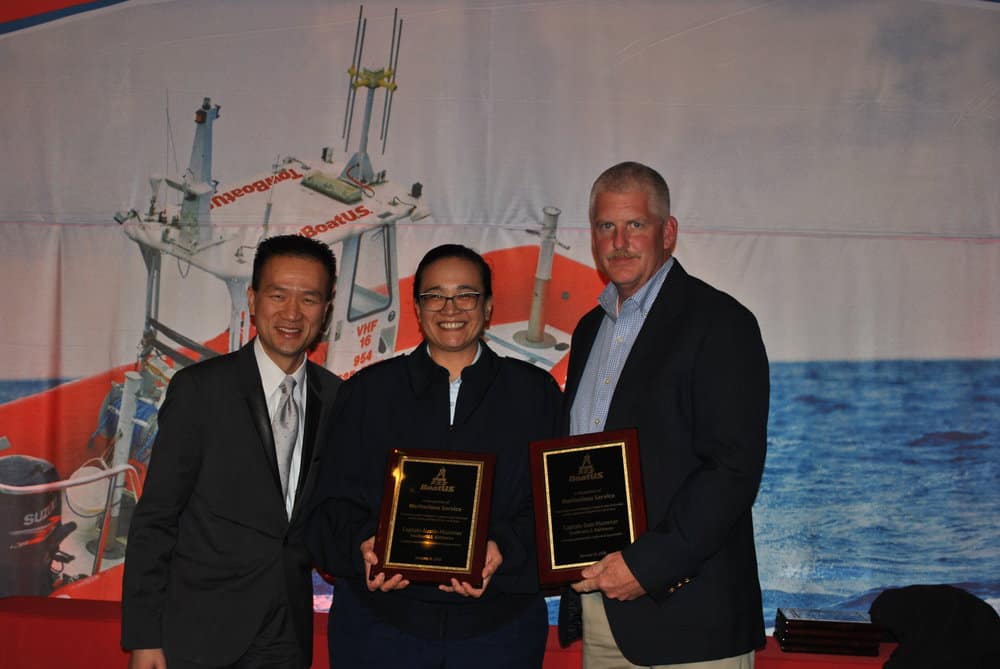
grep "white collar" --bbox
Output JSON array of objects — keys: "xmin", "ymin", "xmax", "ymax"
[{"xmin": 253, "ymin": 338, "xmax": 307, "ymax": 399}]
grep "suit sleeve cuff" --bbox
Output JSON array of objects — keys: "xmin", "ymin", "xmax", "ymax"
[{"xmin": 621, "ymin": 530, "xmax": 690, "ymax": 603}]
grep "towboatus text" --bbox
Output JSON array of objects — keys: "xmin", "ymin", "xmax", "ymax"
[
  {"xmin": 300, "ymin": 205, "xmax": 373, "ymax": 237},
  {"xmin": 209, "ymin": 168, "xmax": 304, "ymax": 209}
]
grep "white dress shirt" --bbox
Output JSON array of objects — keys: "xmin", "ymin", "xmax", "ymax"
[{"xmin": 254, "ymin": 339, "xmax": 307, "ymax": 517}]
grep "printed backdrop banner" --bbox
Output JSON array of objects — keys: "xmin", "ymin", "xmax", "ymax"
[{"xmin": 1, "ymin": 0, "xmax": 998, "ymax": 627}]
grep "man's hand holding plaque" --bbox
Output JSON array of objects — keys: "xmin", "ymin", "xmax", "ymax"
[
  {"xmin": 369, "ymin": 448, "xmax": 496, "ymax": 588},
  {"xmin": 572, "ymin": 550, "xmax": 646, "ymax": 601},
  {"xmin": 529, "ymin": 429, "xmax": 646, "ymax": 588}
]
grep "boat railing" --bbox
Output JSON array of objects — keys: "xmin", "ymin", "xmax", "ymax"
[{"xmin": 0, "ymin": 462, "xmax": 137, "ymax": 575}]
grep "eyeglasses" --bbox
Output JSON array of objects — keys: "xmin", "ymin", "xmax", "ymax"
[{"xmin": 417, "ymin": 292, "xmax": 482, "ymax": 312}]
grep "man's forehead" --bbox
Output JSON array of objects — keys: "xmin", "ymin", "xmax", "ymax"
[
  {"xmin": 257, "ymin": 253, "xmax": 334, "ymax": 293},
  {"xmin": 593, "ymin": 189, "xmax": 653, "ymax": 210},
  {"xmin": 256, "ymin": 280, "xmax": 327, "ymax": 295}
]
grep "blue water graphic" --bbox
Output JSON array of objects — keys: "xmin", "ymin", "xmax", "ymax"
[
  {"xmin": 0, "ymin": 378, "xmax": 75, "ymax": 405},
  {"xmin": 312, "ymin": 359, "xmax": 1000, "ymax": 625},
  {"xmin": 755, "ymin": 358, "xmax": 1000, "ymax": 628}
]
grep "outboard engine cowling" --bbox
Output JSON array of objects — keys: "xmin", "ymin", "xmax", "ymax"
[{"xmin": 0, "ymin": 454, "xmax": 76, "ymax": 596}]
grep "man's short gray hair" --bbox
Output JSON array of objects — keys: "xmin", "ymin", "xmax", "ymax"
[{"xmin": 589, "ymin": 161, "xmax": 671, "ymax": 222}]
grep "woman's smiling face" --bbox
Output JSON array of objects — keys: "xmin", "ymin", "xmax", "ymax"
[{"xmin": 415, "ymin": 256, "xmax": 492, "ymax": 359}]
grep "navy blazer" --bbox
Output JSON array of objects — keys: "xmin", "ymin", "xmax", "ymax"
[
  {"xmin": 563, "ymin": 260, "xmax": 769, "ymax": 665},
  {"xmin": 122, "ymin": 341, "xmax": 340, "ymax": 666}
]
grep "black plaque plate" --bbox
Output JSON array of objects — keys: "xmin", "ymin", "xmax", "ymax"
[
  {"xmin": 529, "ymin": 429, "xmax": 645, "ymax": 587},
  {"xmin": 372, "ymin": 449, "xmax": 495, "ymax": 586}
]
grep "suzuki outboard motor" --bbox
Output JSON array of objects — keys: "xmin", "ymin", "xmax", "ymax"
[{"xmin": 0, "ymin": 454, "xmax": 76, "ymax": 596}]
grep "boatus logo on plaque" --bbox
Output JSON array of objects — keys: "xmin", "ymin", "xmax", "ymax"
[
  {"xmin": 529, "ymin": 429, "xmax": 646, "ymax": 587},
  {"xmin": 372, "ymin": 449, "xmax": 495, "ymax": 587},
  {"xmin": 422, "ymin": 468, "xmax": 454, "ymax": 492}
]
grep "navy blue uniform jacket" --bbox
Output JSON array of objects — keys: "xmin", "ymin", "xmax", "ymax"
[{"xmin": 306, "ymin": 342, "xmax": 560, "ymax": 639}]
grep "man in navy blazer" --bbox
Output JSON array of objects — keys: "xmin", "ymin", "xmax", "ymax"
[
  {"xmin": 563, "ymin": 162, "xmax": 769, "ymax": 668},
  {"xmin": 122, "ymin": 235, "xmax": 341, "ymax": 669}
]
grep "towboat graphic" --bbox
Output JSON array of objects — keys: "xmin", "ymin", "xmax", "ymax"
[{"xmin": 0, "ymin": 7, "xmax": 602, "ymax": 601}]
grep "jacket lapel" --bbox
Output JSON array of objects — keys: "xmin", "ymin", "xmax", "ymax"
[
  {"xmin": 290, "ymin": 363, "xmax": 324, "ymax": 521},
  {"xmin": 237, "ymin": 342, "xmax": 283, "ymax": 495},
  {"xmin": 605, "ymin": 261, "xmax": 689, "ymax": 429}
]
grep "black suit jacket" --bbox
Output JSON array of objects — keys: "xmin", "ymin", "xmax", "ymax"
[
  {"xmin": 122, "ymin": 341, "xmax": 340, "ymax": 666},
  {"xmin": 563, "ymin": 261, "xmax": 769, "ymax": 665}
]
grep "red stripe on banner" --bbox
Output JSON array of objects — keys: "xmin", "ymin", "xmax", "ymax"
[
  {"xmin": 1, "ymin": 1, "xmax": 89, "ymax": 23},
  {"xmin": 0, "ymin": 0, "xmax": 129, "ymax": 34},
  {"xmin": 0, "ymin": 366, "xmax": 132, "ymax": 481}
]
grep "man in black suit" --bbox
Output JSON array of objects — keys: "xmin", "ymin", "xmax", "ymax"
[
  {"xmin": 563, "ymin": 162, "xmax": 769, "ymax": 668},
  {"xmin": 122, "ymin": 235, "xmax": 341, "ymax": 669}
]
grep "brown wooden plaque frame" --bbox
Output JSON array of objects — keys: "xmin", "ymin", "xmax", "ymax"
[
  {"xmin": 372, "ymin": 448, "xmax": 495, "ymax": 587},
  {"xmin": 529, "ymin": 429, "xmax": 646, "ymax": 587}
]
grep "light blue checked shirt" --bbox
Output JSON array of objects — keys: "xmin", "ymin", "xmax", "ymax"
[{"xmin": 570, "ymin": 258, "xmax": 674, "ymax": 436}]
